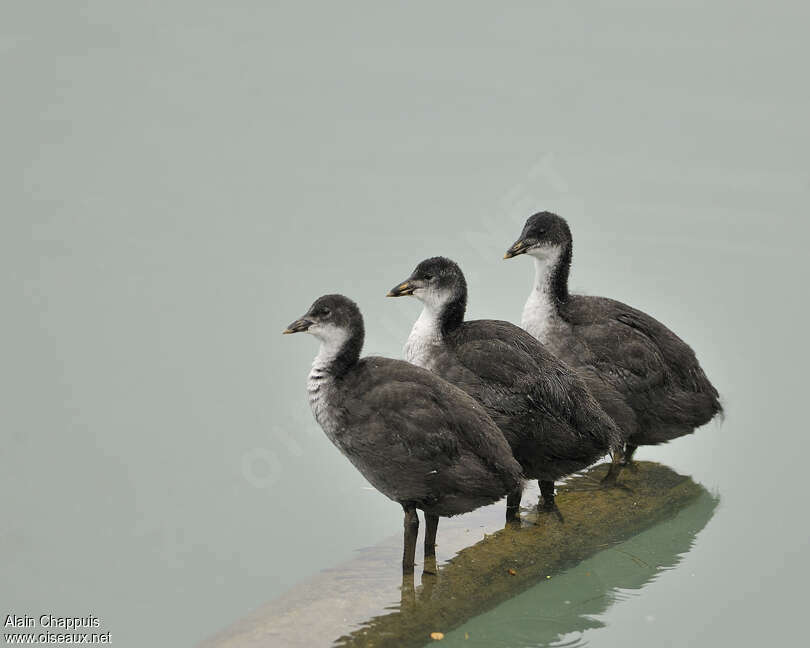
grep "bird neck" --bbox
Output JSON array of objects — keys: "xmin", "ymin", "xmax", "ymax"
[
  {"xmin": 405, "ymin": 290, "xmax": 465, "ymax": 367},
  {"xmin": 532, "ymin": 244, "xmax": 570, "ymax": 307},
  {"xmin": 312, "ymin": 328, "xmax": 363, "ymax": 378},
  {"xmin": 436, "ymin": 287, "xmax": 467, "ymax": 336},
  {"xmin": 522, "ymin": 247, "xmax": 570, "ymax": 342},
  {"xmin": 413, "ymin": 286, "xmax": 467, "ymax": 337}
]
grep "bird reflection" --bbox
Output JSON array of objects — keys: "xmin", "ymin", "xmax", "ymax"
[
  {"xmin": 400, "ymin": 559, "xmax": 439, "ymax": 611},
  {"xmin": 339, "ymin": 486, "xmax": 718, "ymax": 648},
  {"xmin": 206, "ymin": 464, "xmax": 717, "ymax": 648}
]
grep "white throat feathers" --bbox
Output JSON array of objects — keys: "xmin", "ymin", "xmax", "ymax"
[
  {"xmin": 521, "ymin": 247, "xmax": 562, "ymax": 343},
  {"xmin": 307, "ymin": 324, "xmax": 349, "ymax": 442},
  {"xmin": 405, "ymin": 304, "xmax": 444, "ymax": 369},
  {"xmin": 404, "ymin": 287, "xmax": 453, "ymax": 369}
]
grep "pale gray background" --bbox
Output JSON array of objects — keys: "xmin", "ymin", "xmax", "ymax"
[{"xmin": 2, "ymin": 1, "xmax": 808, "ymax": 647}]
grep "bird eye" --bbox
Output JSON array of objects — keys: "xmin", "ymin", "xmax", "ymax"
[
  {"xmin": 320, "ymin": 308, "xmax": 331, "ymax": 317},
  {"xmin": 423, "ymin": 274, "xmax": 433, "ymax": 281}
]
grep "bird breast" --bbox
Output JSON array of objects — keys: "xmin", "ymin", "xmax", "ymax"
[
  {"xmin": 307, "ymin": 363, "xmax": 343, "ymax": 447},
  {"xmin": 522, "ymin": 286, "xmax": 556, "ymax": 343}
]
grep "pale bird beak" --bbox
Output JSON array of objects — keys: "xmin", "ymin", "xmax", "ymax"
[
  {"xmin": 504, "ymin": 239, "xmax": 532, "ymax": 259},
  {"xmin": 386, "ymin": 280, "xmax": 415, "ymax": 297},
  {"xmin": 282, "ymin": 317, "xmax": 312, "ymax": 334}
]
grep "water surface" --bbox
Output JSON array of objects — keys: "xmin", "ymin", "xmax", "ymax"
[{"xmin": 2, "ymin": 2, "xmax": 808, "ymax": 647}]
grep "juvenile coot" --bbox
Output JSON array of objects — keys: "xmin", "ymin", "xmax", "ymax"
[
  {"xmin": 505, "ymin": 212, "xmax": 722, "ymax": 480},
  {"xmin": 387, "ymin": 258, "xmax": 622, "ymax": 519},
  {"xmin": 283, "ymin": 294, "xmax": 523, "ymax": 571}
]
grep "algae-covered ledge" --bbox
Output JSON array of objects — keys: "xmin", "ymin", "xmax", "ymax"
[{"xmin": 200, "ymin": 462, "xmax": 714, "ymax": 648}]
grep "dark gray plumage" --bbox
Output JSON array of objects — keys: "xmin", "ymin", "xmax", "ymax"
[
  {"xmin": 505, "ymin": 211, "xmax": 723, "ymax": 478},
  {"xmin": 283, "ymin": 294, "xmax": 523, "ymax": 571},
  {"xmin": 388, "ymin": 258, "xmax": 622, "ymax": 520}
]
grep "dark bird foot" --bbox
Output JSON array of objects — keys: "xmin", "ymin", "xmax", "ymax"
[
  {"xmin": 422, "ymin": 556, "xmax": 438, "ymax": 576},
  {"xmin": 505, "ymin": 504, "xmax": 522, "ymax": 525},
  {"xmin": 622, "ymin": 459, "xmax": 639, "ymax": 473},
  {"xmin": 599, "ymin": 473, "xmax": 634, "ymax": 493},
  {"xmin": 538, "ymin": 500, "xmax": 565, "ymax": 523},
  {"xmin": 600, "ymin": 470, "xmax": 618, "ymax": 486},
  {"xmin": 505, "ymin": 487, "xmax": 522, "ymax": 526},
  {"xmin": 601, "ymin": 453, "xmax": 625, "ymax": 485},
  {"xmin": 537, "ymin": 481, "xmax": 564, "ymax": 522},
  {"xmin": 504, "ymin": 514, "xmax": 522, "ymax": 529}
]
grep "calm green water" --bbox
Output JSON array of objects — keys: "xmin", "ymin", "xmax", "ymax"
[
  {"xmin": 2, "ymin": 2, "xmax": 808, "ymax": 647},
  {"xmin": 439, "ymin": 492, "xmax": 719, "ymax": 648}
]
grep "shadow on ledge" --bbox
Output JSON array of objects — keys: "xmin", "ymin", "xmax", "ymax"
[{"xmin": 200, "ymin": 462, "xmax": 717, "ymax": 648}]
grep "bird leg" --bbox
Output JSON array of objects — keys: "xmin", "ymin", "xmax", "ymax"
[
  {"xmin": 539, "ymin": 480, "xmax": 564, "ymax": 522},
  {"xmin": 424, "ymin": 513, "xmax": 439, "ymax": 567},
  {"xmin": 622, "ymin": 444, "xmax": 639, "ymax": 471},
  {"xmin": 400, "ymin": 569, "xmax": 416, "ymax": 609},
  {"xmin": 601, "ymin": 450, "xmax": 625, "ymax": 486},
  {"xmin": 506, "ymin": 486, "xmax": 523, "ymax": 524},
  {"xmin": 402, "ymin": 505, "xmax": 419, "ymax": 573},
  {"xmin": 420, "ymin": 561, "xmax": 438, "ymax": 599}
]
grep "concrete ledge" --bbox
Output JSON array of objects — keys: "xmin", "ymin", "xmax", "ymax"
[{"xmin": 200, "ymin": 462, "xmax": 716, "ymax": 648}]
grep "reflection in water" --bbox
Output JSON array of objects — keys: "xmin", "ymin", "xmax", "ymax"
[
  {"xmin": 437, "ymin": 491, "xmax": 717, "ymax": 647},
  {"xmin": 335, "ymin": 463, "xmax": 716, "ymax": 648},
  {"xmin": 199, "ymin": 463, "xmax": 716, "ymax": 648}
]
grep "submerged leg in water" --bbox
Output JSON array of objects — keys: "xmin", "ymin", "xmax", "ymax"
[
  {"xmin": 539, "ymin": 480, "xmax": 564, "ymax": 522},
  {"xmin": 506, "ymin": 486, "xmax": 522, "ymax": 523},
  {"xmin": 402, "ymin": 505, "xmax": 419, "ymax": 573}
]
